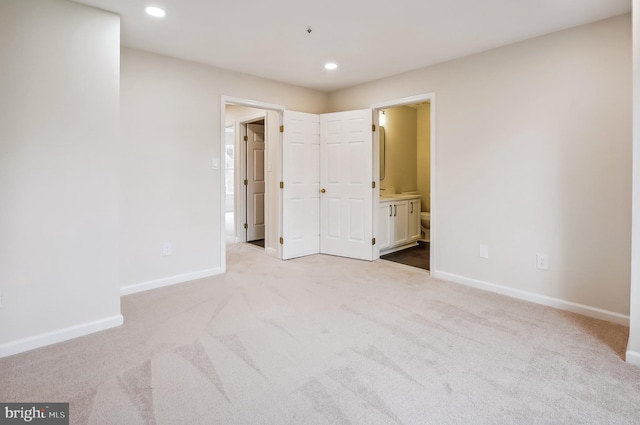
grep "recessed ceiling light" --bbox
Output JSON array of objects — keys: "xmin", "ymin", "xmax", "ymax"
[
  {"xmin": 324, "ymin": 63, "xmax": 338, "ymax": 70},
  {"xmin": 145, "ymin": 6, "xmax": 166, "ymax": 18}
]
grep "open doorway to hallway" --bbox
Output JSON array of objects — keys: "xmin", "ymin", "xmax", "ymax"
[
  {"xmin": 222, "ymin": 98, "xmax": 283, "ymax": 261},
  {"xmin": 225, "ymin": 105, "xmax": 267, "ymax": 246}
]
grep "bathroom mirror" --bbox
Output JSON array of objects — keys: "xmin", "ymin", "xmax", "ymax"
[{"xmin": 379, "ymin": 126, "xmax": 385, "ymax": 181}]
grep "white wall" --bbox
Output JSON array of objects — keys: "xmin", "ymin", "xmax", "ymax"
[
  {"xmin": 0, "ymin": 0, "xmax": 122, "ymax": 356},
  {"xmin": 120, "ymin": 48, "xmax": 328, "ymax": 294},
  {"xmin": 331, "ymin": 15, "xmax": 632, "ymax": 322},
  {"xmin": 628, "ymin": 1, "xmax": 640, "ymax": 366}
]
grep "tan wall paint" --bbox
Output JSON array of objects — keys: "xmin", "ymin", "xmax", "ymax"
[
  {"xmin": 381, "ymin": 107, "xmax": 418, "ymax": 194},
  {"xmin": 330, "ymin": 15, "xmax": 632, "ymax": 317},
  {"xmin": 417, "ymin": 103, "xmax": 431, "ymax": 212}
]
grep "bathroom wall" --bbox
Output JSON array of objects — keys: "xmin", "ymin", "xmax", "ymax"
[
  {"xmin": 381, "ymin": 106, "xmax": 418, "ymax": 194},
  {"xmin": 417, "ymin": 103, "xmax": 431, "ymax": 212}
]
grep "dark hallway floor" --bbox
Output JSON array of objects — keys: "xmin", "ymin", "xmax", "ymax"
[{"xmin": 380, "ymin": 241, "xmax": 430, "ymax": 271}]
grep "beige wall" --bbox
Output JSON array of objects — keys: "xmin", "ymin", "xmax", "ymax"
[
  {"xmin": 628, "ymin": 1, "xmax": 640, "ymax": 366},
  {"xmin": 120, "ymin": 48, "xmax": 329, "ymax": 292},
  {"xmin": 381, "ymin": 107, "xmax": 418, "ymax": 194},
  {"xmin": 417, "ymin": 103, "xmax": 431, "ymax": 212},
  {"xmin": 0, "ymin": 0, "xmax": 121, "ymax": 355},
  {"xmin": 331, "ymin": 15, "xmax": 632, "ymax": 319}
]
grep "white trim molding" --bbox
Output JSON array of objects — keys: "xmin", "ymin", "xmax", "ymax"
[
  {"xmin": 120, "ymin": 267, "xmax": 224, "ymax": 296},
  {"xmin": 0, "ymin": 315, "xmax": 124, "ymax": 358},
  {"xmin": 431, "ymin": 270, "xmax": 630, "ymax": 326},
  {"xmin": 626, "ymin": 350, "xmax": 640, "ymax": 367}
]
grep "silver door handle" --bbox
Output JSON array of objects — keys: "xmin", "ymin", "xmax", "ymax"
[{"xmin": 389, "ymin": 205, "xmax": 392, "ymax": 217}]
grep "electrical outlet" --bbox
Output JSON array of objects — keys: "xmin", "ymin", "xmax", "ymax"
[
  {"xmin": 536, "ymin": 253, "xmax": 548, "ymax": 270},
  {"xmin": 479, "ymin": 244, "xmax": 489, "ymax": 259},
  {"xmin": 163, "ymin": 242, "xmax": 172, "ymax": 256}
]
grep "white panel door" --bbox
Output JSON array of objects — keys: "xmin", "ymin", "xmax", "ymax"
[
  {"xmin": 246, "ymin": 123, "xmax": 265, "ymax": 241},
  {"xmin": 282, "ymin": 111, "xmax": 321, "ymax": 259},
  {"xmin": 320, "ymin": 109, "xmax": 373, "ymax": 260}
]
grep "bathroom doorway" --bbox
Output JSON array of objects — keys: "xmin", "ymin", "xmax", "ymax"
[{"xmin": 373, "ymin": 94, "xmax": 434, "ymax": 271}]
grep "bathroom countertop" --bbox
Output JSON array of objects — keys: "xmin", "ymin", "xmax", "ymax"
[{"xmin": 379, "ymin": 194, "xmax": 422, "ymax": 202}]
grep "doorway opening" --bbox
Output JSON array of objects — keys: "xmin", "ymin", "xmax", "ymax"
[
  {"xmin": 221, "ymin": 97, "xmax": 285, "ymax": 266},
  {"xmin": 372, "ymin": 93, "xmax": 435, "ymax": 272}
]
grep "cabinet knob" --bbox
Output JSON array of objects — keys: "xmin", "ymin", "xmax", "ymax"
[{"xmin": 320, "ymin": 188, "xmax": 326, "ymax": 194}]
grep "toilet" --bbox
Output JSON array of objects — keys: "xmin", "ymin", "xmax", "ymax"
[{"xmin": 420, "ymin": 212, "xmax": 430, "ymax": 242}]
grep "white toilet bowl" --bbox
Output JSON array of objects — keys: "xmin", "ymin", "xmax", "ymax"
[
  {"xmin": 420, "ymin": 212, "xmax": 430, "ymax": 229},
  {"xmin": 420, "ymin": 212, "xmax": 430, "ymax": 242}
]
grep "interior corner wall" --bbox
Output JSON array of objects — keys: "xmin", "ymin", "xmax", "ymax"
[
  {"xmin": 329, "ymin": 14, "xmax": 633, "ymax": 320},
  {"xmin": 628, "ymin": 0, "xmax": 640, "ymax": 367},
  {"xmin": 0, "ymin": 0, "xmax": 121, "ymax": 356},
  {"xmin": 417, "ymin": 104, "xmax": 431, "ymax": 213},
  {"xmin": 120, "ymin": 48, "xmax": 329, "ymax": 293},
  {"xmin": 381, "ymin": 106, "xmax": 417, "ymax": 194}
]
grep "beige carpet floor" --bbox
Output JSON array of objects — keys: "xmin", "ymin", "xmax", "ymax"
[{"xmin": 2, "ymin": 242, "xmax": 640, "ymax": 424}]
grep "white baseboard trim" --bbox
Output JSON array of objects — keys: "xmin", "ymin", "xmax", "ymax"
[
  {"xmin": 431, "ymin": 270, "xmax": 630, "ymax": 326},
  {"xmin": 0, "ymin": 314, "xmax": 123, "ymax": 358},
  {"xmin": 120, "ymin": 267, "xmax": 224, "ymax": 296},
  {"xmin": 266, "ymin": 247, "xmax": 278, "ymax": 258},
  {"xmin": 626, "ymin": 350, "xmax": 640, "ymax": 367}
]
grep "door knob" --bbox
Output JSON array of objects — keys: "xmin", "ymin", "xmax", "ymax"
[{"xmin": 320, "ymin": 188, "xmax": 326, "ymax": 193}]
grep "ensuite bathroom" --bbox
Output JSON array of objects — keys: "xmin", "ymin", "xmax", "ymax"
[{"xmin": 378, "ymin": 102, "xmax": 431, "ymax": 270}]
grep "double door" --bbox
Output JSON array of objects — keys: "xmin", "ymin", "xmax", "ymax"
[{"xmin": 281, "ymin": 109, "xmax": 374, "ymax": 261}]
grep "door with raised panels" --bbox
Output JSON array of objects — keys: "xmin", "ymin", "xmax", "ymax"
[
  {"xmin": 281, "ymin": 111, "xmax": 320, "ymax": 259},
  {"xmin": 319, "ymin": 109, "xmax": 374, "ymax": 261},
  {"xmin": 246, "ymin": 123, "xmax": 265, "ymax": 241}
]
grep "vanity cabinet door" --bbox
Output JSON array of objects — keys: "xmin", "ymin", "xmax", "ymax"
[
  {"xmin": 391, "ymin": 201, "xmax": 409, "ymax": 246},
  {"xmin": 377, "ymin": 201, "xmax": 392, "ymax": 250},
  {"xmin": 408, "ymin": 199, "xmax": 421, "ymax": 241}
]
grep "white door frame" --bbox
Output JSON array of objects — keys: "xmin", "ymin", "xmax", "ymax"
[
  {"xmin": 370, "ymin": 93, "xmax": 436, "ymax": 271},
  {"xmin": 220, "ymin": 96, "xmax": 285, "ymax": 270}
]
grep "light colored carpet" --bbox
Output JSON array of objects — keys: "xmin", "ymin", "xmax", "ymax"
[{"xmin": 2, "ymin": 242, "xmax": 639, "ymax": 424}]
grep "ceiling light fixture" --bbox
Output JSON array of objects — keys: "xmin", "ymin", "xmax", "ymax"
[
  {"xmin": 324, "ymin": 63, "xmax": 338, "ymax": 70},
  {"xmin": 145, "ymin": 6, "xmax": 167, "ymax": 18}
]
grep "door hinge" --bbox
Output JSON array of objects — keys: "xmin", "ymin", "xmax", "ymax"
[
  {"xmin": 280, "ymin": 125, "xmax": 284, "ymax": 133},
  {"xmin": 279, "ymin": 237, "xmax": 284, "ymax": 245},
  {"xmin": 280, "ymin": 181, "xmax": 284, "ymax": 189},
  {"xmin": 244, "ymin": 179, "xmax": 248, "ymax": 186},
  {"xmin": 372, "ymin": 238, "xmax": 376, "ymax": 245},
  {"xmin": 372, "ymin": 181, "xmax": 376, "ymax": 189},
  {"xmin": 372, "ymin": 124, "xmax": 376, "ymax": 132},
  {"xmin": 244, "ymin": 223, "xmax": 248, "ymax": 229},
  {"xmin": 243, "ymin": 135, "xmax": 248, "ymax": 142}
]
